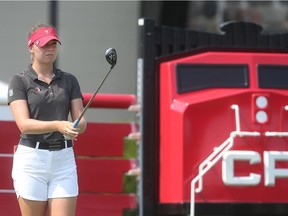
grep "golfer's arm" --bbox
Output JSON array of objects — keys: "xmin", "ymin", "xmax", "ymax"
[
  {"xmin": 9, "ymin": 100, "xmax": 60, "ymax": 134},
  {"xmin": 71, "ymin": 98, "xmax": 87, "ymax": 134}
]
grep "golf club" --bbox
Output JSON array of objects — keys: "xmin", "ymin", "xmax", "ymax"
[{"xmin": 64, "ymin": 48, "xmax": 117, "ymax": 140}]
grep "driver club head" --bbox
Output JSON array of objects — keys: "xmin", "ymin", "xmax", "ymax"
[{"xmin": 105, "ymin": 48, "xmax": 117, "ymax": 68}]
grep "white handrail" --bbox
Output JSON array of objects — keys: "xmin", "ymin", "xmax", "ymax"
[
  {"xmin": 231, "ymin": 104, "xmax": 241, "ymax": 132},
  {"xmin": 190, "ymin": 104, "xmax": 260, "ymax": 216},
  {"xmin": 265, "ymin": 132, "xmax": 288, "ymax": 137},
  {"xmin": 195, "ymin": 136, "xmax": 232, "ymax": 193}
]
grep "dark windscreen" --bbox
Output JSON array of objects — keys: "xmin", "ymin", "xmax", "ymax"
[
  {"xmin": 258, "ymin": 65, "xmax": 288, "ymax": 89},
  {"xmin": 176, "ymin": 64, "xmax": 249, "ymax": 94}
]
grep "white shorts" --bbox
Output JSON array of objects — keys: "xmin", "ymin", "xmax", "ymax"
[{"xmin": 12, "ymin": 145, "xmax": 78, "ymax": 201}]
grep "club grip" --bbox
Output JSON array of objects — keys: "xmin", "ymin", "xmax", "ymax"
[
  {"xmin": 64, "ymin": 119, "xmax": 80, "ymax": 140},
  {"xmin": 73, "ymin": 119, "xmax": 80, "ymax": 128}
]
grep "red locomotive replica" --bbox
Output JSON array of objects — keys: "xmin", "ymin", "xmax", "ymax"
[{"xmin": 138, "ymin": 19, "xmax": 288, "ymax": 216}]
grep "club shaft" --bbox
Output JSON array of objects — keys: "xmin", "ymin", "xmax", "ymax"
[{"xmin": 73, "ymin": 66, "xmax": 113, "ymax": 128}]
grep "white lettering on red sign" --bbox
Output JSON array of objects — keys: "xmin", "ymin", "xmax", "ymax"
[{"xmin": 222, "ymin": 151, "xmax": 288, "ymax": 186}]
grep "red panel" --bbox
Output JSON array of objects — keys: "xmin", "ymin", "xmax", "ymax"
[
  {"xmin": 74, "ymin": 122, "xmax": 131, "ymax": 157},
  {"xmin": 0, "ymin": 157, "xmax": 14, "ymax": 190},
  {"xmin": 0, "ymin": 121, "xmax": 20, "ymax": 153},
  {"xmin": 77, "ymin": 194, "xmax": 137, "ymax": 216},
  {"xmin": 0, "ymin": 193, "xmax": 21, "ymax": 216},
  {"xmin": 76, "ymin": 158, "xmax": 137, "ymax": 193}
]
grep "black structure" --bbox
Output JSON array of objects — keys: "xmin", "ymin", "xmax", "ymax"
[
  {"xmin": 49, "ymin": 0, "xmax": 58, "ymax": 67},
  {"xmin": 137, "ymin": 18, "xmax": 288, "ymax": 216},
  {"xmin": 49, "ymin": 0, "xmax": 58, "ymax": 28},
  {"xmin": 160, "ymin": 1, "xmax": 189, "ymax": 28}
]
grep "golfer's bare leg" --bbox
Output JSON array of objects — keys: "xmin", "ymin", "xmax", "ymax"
[
  {"xmin": 18, "ymin": 197, "xmax": 47, "ymax": 216},
  {"xmin": 48, "ymin": 197, "xmax": 77, "ymax": 216}
]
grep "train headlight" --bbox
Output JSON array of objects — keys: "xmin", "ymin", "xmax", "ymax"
[
  {"xmin": 255, "ymin": 110, "xmax": 268, "ymax": 123},
  {"xmin": 252, "ymin": 95, "xmax": 269, "ymax": 124},
  {"xmin": 256, "ymin": 96, "xmax": 268, "ymax": 109}
]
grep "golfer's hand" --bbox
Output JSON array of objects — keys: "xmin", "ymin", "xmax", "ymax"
[{"xmin": 56, "ymin": 121, "xmax": 80, "ymax": 140}]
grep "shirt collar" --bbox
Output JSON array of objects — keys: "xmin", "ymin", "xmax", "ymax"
[
  {"xmin": 38, "ymin": 73, "xmax": 55, "ymax": 82},
  {"xmin": 27, "ymin": 64, "xmax": 61, "ymax": 81}
]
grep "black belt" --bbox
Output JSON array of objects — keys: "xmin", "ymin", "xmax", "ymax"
[{"xmin": 20, "ymin": 138, "xmax": 73, "ymax": 151}]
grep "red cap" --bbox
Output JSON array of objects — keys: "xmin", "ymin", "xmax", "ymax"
[{"xmin": 28, "ymin": 27, "xmax": 61, "ymax": 47}]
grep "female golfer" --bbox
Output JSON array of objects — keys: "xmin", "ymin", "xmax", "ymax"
[{"xmin": 7, "ymin": 23, "xmax": 87, "ymax": 216}]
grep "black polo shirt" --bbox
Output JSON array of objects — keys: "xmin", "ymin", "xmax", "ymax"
[{"xmin": 8, "ymin": 64, "xmax": 83, "ymax": 142}]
